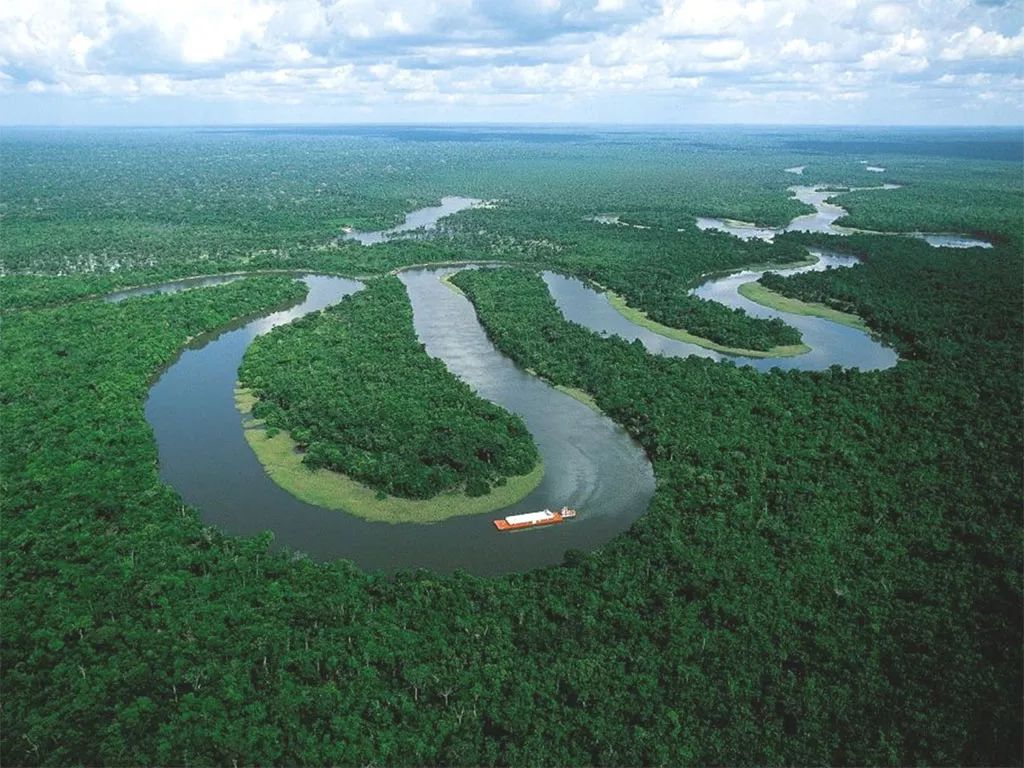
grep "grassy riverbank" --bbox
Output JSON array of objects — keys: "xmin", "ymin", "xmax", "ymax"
[
  {"xmin": 605, "ymin": 290, "xmax": 811, "ymax": 358},
  {"xmin": 439, "ymin": 271, "xmax": 467, "ymax": 295},
  {"xmin": 737, "ymin": 280, "xmax": 869, "ymax": 332},
  {"xmin": 236, "ymin": 388, "xmax": 544, "ymax": 523},
  {"xmin": 521, "ymin": 367, "xmax": 604, "ymax": 414},
  {"xmin": 554, "ymin": 384, "xmax": 602, "ymax": 413}
]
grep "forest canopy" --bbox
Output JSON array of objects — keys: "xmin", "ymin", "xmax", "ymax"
[
  {"xmin": 238, "ymin": 276, "xmax": 539, "ymax": 500},
  {"xmin": 1, "ymin": 126, "xmax": 1021, "ymax": 766}
]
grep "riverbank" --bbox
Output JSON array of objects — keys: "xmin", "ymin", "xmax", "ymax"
[
  {"xmin": 439, "ymin": 271, "xmax": 466, "ymax": 296},
  {"xmin": 520, "ymin": 367, "xmax": 603, "ymax": 414},
  {"xmin": 236, "ymin": 387, "xmax": 545, "ymax": 524},
  {"xmin": 737, "ymin": 281, "xmax": 868, "ymax": 333}
]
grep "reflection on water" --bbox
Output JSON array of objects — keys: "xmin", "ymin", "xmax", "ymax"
[
  {"xmin": 696, "ymin": 182, "xmax": 992, "ymax": 249},
  {"xmin": 917, "ymin": 233, "xmax": 993, "ymax": 249},
  {"xmin": 145, "ymin": 269, "xmax": 654, "ymax": 575},
  {"xmin": 343, "ymin": 196, "xmax": 483, "ymax": 245},
  {"xmin": 544, "ymin": 249, "xmax": 899, "ymax": 373},
  {"xmin": 695, "ymin": 217, "xmax": 777, "ymax": 241},
  {"xmin": 106, "ymin": 275, "xmax": 242, "ymax": 302}
]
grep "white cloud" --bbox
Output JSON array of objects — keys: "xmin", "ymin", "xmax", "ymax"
[
  {"xmin": 861, "ymin": 29, "xmax": 930, "ymax": 73},
  {"xmin": 701, "ymin": 39, "xmax": 747, "ymax": 61},
  {"xmin": 780, "ymin": 38, "xmax": 832, "ymax": 61},
  {"xmin": 110, "ymin": 0, "xmax": 277, "ymax": 64},
  {"xmin": 0, "ymin": 0, "xmax": 1022, "ymax": 123},
  {"xmin": 940, "ymin": 26, "xmax": 1024, "ymax": 60},
  {"xmin": 660, "ymin": 0, "xmax": 766, "ymax": 36},
  {"xmin": 868, "ymin": 4, "xmax": 910, "ymax": 33}
]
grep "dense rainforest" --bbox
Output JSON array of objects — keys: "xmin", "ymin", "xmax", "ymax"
[
  {"xmin": 238, "ymin": 276, "xmax": 538, "ymax": 500},
  {"xmin": 1, "ymin": 125, "xmax": 1021, "ymax": 766},
  {"xmin": 452, "ymin": 258, "xmax": 1022, "ymax": 765}
]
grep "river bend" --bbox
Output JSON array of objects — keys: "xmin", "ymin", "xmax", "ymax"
[
  {"xmin": 131, "ymin": 181, "xmax": 977, "ymax": 572},
  {"xmin": 142, "ymin": 269, "xmax": 654, "ymax": 575}
]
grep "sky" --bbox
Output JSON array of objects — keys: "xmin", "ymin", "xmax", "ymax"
[{"xmin": 1, "ymin": 0, "xmax": 1022, "ymax": 126}]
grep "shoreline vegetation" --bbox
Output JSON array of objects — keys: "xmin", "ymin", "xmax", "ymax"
[
  {"xmin": 235, "ymin": 277, "xmax": 545, "ymax": 522},
  {"xmin": 4, "ymin": 261, "xmax": 516, "ymax": 313},
  {"xmin": 521, "ymin": 368, "xmax": 604, "ymax": 414},
  {"xmin": 235, "ymin": 387, "xmax": 544, "ymax": 524},
  {"xmin": 604, "ymin": 288, "xmax": 811, "ymax": 358},
  {"xmin": 737, "ymin": 280, "xmax": 870, "ymax": 332}
]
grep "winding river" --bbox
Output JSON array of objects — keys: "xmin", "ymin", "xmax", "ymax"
[
  {"xmin": 565, "ymin": 177, "xmax": 993, "ymax": 370},
  {"xmin": 141, "ymin": 268, "xmax": 654, "ymax": 576},
  {"xmin": 695, "ymin": 184, "xmax": 993, "ymax": 249},
  {"xmin": 341, "ymin": 196, "xmax": 485, "ymax": 245},
  {"xmin": 130, "ymin": 179, "xmax": 984, "ymax": 573},
  {"xmin": 545, "ymin": 249, "xmax": 898, "ymax": 373}
]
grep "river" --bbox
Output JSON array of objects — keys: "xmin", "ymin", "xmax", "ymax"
[
  {"xmin": 132, "ymin": 183, "xmax": 945, "ymax": 573},
  {"xmin": 544, "ymin": 249, "xmax": 898, "ymax": 373},
  {"xmin": 142, "ymin": 268, "xmax": 654, "ymax": 575},
  {"xmin": 695, "ymin": 183, "xmax": 992, "ymax": 248},
  {"xmin": 341, "ymin": 196, "xmax": 485, "ymax": 245}
]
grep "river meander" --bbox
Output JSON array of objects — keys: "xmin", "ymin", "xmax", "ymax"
[
  {"xmin": 341, "ymin": 196, "xmax": 485, "ymax": 245},
  {"xmin": 142, "ymin": 269, "xmax": 654, "ymax": 575},
  {"xmin": 695, "ymin": 183, "xmax": 993, "ymax": 248},
  {"xmin": 544, "ymin": 249, "xmax": 898, "ymax": 372},
  {"xmin": 132, "ymin": 182, "xmax": 960, "ymax": 573}
]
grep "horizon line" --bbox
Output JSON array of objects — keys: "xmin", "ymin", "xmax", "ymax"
[{"xmin": 3, "ymin": 121, "xmax": 1023, "ymax": 131}]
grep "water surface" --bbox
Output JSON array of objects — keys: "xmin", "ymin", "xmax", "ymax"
[
  {"xmin": 916, "ymin": 233, "xmax": 993, "ymax": 249},
  {"xmin": 544, "ymin": 250, "xmax": 898, "ymax": 373},
  {"xmin": 145, "ymin": 269, "xmax": 654, "ymax": 575},
  {"xmin": 343, "ymin": 196, "xmax": 483, "ymax": 245},
  {"xmin": 695, "ymin": 181, "xmax": 992, "ymax": 249},
  {"xmin": 107, "ymin": 274, "xmax": 242, "ymax": 302}
]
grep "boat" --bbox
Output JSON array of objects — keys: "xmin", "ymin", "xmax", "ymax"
[{"xmin": 493, "ymin": 506, "xmax": 577, "ymax": 532}]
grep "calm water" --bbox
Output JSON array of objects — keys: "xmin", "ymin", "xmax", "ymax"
[
  {"xmin": 917, "ymin": 233, "xmax": 993, "ymax": 249},
  {"xmin": 694, "ymin": 217, "xmax": 777, "ymax": 242},
  {"xmin": 145, "ymin": 269, "xmax": 654, "ymax": 575},
  {"xmin": 106, "ymin": 274, "xmax": 242, "ymax": 302},
  {"xmin": 696, "ymin": 181, "xmax": 992, "ymax": 248},
  {"xmin": 139, "ymin": 184, "xmax": 932, "ymax": 573},
  {"xmin": 342, "ymin": 196, "xmax": 483, "ymax": 245},
  {"xmin": 544, "ymin": 249, "xmax": 899, "ymax": 373}
]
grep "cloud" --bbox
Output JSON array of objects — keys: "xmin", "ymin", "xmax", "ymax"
[
  {"xmin": 860, "ymin": 29, "xmax": 930, "ymax": 73},
  {"xmin": 701, "ymin": 38, "xmax": 747, "ymax": 61},
  {"xmin": 867, "ymin": 4, "xmax": 911, "ymax": 33},
  {"xmin": 660, "ymin": 0, "xmax": 767, "ymax": 37},
  {"xmin": 779, "ymin": 38, "xmax": 832, "ymax": 62},
  {"xmin": 940, "ymin": 25, "xmax": 1024, "ymax": 60},
  {"xmin": 0, "ymin": 0, "xmax": 1022, "ymax": 123}
]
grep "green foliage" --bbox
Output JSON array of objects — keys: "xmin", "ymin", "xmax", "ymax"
[
  {"xmin": 836, "ymin": 161, "xmax": 1023, "ymax": 244},
  {"xmin": 1, "ymin": 127, "xmax": 1022, "ymax": 766},
  {"xmin": 452, "ymin": 263, "xmax": 1022, "ymax": 766},
  {"xmin": 446, "ymin": 204, "xmax": 815, "ymax": 350},
  {"xmin": 239, "ymin": 277, "xmax": 538, "ymax": 499},
  {"xmin": 0, "ymin": 127, "xmax": 824, "ymax": 348},
  {"xmin": 764, "ymin": 232, "xmax": 1023, "ymax": 362}
]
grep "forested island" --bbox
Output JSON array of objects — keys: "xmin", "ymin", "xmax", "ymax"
[
  {"xmin": 1, "ymin": 125, "xmax": 1021, "ymax": 766},
  {"xmin": 237, "ymin": 277, "xmax": 541, "ymax": 521}
]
